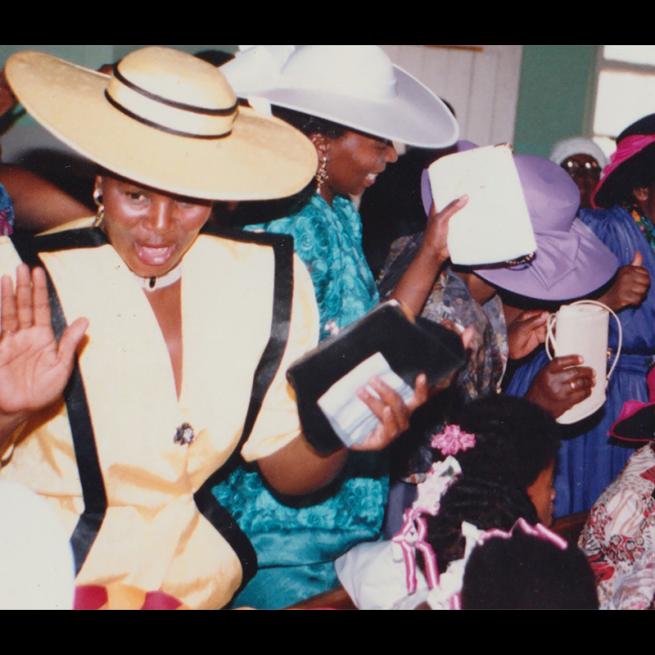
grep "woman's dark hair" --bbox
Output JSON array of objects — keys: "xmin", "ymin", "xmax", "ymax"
[
  {"xmin": 424, "ymin": 476, "xmax": 539, "ymax": 573},
  {"xmin": 194, "ymin": 49, "xmax": 234, "ymax": 67},
  {"xmin": 271, "ymin": 105, "xmax": 347, "ymax": 139},
  {"xmin": 461, "ymin": 530, "xmax": 599, "ymax": 609},
  {"xmin": 602, "ymin": 142, "xmax": 655, "ymax": 207},
  {"xmin": 442, "ymin": 395, "xmax": 560, "ymax": 490}
]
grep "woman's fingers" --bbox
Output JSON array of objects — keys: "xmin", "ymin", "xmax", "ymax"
[
  {"xmin": 564, "ymin": 366, "xmax": 595, "ymax": 393},
  {"xmin": 1, "ymin": 274, "xmax": 18, "ymax": 334},
  {"xmin": 431, "ymin": 195, "xmax": 468, "ymax": 220},
  {"xmin": 549, "ymin": 354, "xmax": 584, "ymax": 372},
  {"xmin": 57, "ymin": 317, "xmax": 89, "ymax": 364},
  {"xmin": 16, "ymin": 264, "xmax": 33, "ymax": 329},
  {"xmin": 356, "ymin": 377, "xmax": 410, "ymax": 446},
  {"xmin": 361, "ymin": 378, "xmax": 408, "ymax": 431},
  {"xmin": 32, "ymin": 267, "xmax": 52, "ymax": 327},
  {"xmin": 424, "ymin": 195, "xmax": 468, "ymax": 260},
  {"xmin": 408, "ymin": 373, "xmax": 429, "ymax": 411},
  {"xmin": 1, "ymin": 266, "xmax": 52, "ymax": 334}
]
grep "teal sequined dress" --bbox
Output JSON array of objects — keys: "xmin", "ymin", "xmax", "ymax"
[
  {"xmin": 0, "ymin": 184, "xmax": 15, "ymax": 236},
  {"xmin": 212, "ymin": 193, "xmax": 388, "ymax": 608}
]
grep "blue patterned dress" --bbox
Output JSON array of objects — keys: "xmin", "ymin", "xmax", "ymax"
[
  {"xmin": 0, "ymin": 184, "xmax": 15, "ymax": 236},
  {"xmin": 212, "ymin": 193, "xmax": 387, "ymax": 609},
  {"xmin": 505, "ymin": 205, "xmax": 655, "ymax": 517}
]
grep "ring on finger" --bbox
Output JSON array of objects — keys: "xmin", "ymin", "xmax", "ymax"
[{"xmin": 570, "ymin": 380, "xmax": 576, "ymax": 391}]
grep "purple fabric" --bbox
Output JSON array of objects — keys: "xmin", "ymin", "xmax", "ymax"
[
  {"xmin": 506, "ymin": 205, "xmax": 655, "ymax": 516},
  {"xmin": 421, "ymin": 152, "xmax": 619, "ymax": 301}
]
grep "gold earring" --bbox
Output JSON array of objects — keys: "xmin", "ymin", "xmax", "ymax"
[
  {"xmin": 92, "ymin": 187, "xmax": 105, "ymax": 228},
  {"xmin": 312, "ymin": 136, "xmax": 329, "ymax": 193}
]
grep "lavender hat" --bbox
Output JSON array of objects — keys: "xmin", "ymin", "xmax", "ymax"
[{"xmin": 421, "ymin": 152, "xmax": 620, "ymax": 301}]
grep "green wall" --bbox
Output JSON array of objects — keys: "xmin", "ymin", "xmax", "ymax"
[{"xmin": 513, "ymin": 45, "xmax": 599, "ymax": 157}]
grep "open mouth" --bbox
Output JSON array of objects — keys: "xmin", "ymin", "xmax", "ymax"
[{"xmin": 135, "ymin": 243, "xmax": 176, "ymax": 267}]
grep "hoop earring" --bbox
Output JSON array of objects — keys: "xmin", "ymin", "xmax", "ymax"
[
  {"xmin": 92, "ymin": 187, "xmax": 105, "ymax": 228},
  {"xmin": 312, "ymin": 136, "xmax": 329, "ymax": 193}
]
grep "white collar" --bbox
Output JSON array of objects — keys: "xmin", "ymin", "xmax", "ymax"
[{"xmin": 130, "ymin": 262, "xmax": 182, "ymax": 292}]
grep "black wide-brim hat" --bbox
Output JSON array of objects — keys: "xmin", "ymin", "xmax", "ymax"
[
  {"xmin": 593, "ymin": 113, "xmax": 655, "ymax": 209},
  {"xmin": 610, "ymin": 367, "xmax": 655, "ymax": 443}
]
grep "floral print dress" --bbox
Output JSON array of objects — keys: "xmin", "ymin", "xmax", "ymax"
[
  {"xmin": 379, "ymin": 232, "xmax": 508, "ymax": 403},
  {"xmin": 378, "ymin": 233, "xmax": 508, "ymax": 528},
  {"xmin": 579, "ymin": 443, "xmax": 655, "ymax": 609}
]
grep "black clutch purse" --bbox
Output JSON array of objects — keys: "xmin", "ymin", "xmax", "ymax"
[{"xmin": 287, "ymin": 301, "xmax": 466, "ymax": 454}]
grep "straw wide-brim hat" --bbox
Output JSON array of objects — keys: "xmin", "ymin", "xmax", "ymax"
[
  {"xmin": 5, "ymin": 47, "xmax": 318, "ymax": 201},
  {"xmin": 221, "ymin": 45, "xmax": 459, "ymax": 149}
]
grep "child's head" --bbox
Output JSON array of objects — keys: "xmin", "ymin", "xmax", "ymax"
[
  {"xmin": 461, "ymin": 527, "xmax": 598, "ymax": 609},
  {"xmin": 423, "ymin": 476, "xmax": 538, "ymax": 575},
  {"xmin": 433, "ymin": 395, "xmax": 560, "ymax": 525},
  {"xmin": 407, "ymin": 395, "xmax": 560, "ymax": 590}
]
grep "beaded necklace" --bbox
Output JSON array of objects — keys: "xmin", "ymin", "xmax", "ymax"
[{"xmin": 630, "ymin": 207, "xmax": 655, "ymax": 252}]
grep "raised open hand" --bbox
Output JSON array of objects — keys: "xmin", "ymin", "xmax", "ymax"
[{"xmin": 0, "ymin": 264, "xmax": 88, "ymax": 417}]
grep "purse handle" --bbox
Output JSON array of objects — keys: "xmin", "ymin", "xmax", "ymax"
[{"xmin": 545, "ymin": 300, "xmax": 623, "ymax": 381}]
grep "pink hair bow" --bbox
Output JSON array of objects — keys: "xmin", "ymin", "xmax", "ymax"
[
  {"xmin": 392, "ymin": 457, "xmax": 461, "ymax": 595},
  {"xmin": 479, "ymin": 517, "xmax": 567, "ymax": 550},
  {"xmin": 431, "ymin": 424, "xmax": 476, "ymax": 456}
]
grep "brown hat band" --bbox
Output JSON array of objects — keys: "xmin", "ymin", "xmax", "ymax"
[{"xmin": 105, "ymin": 66, "xmax": 237, "ymax": 139}]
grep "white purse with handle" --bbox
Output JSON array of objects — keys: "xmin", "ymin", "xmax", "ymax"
[{"xmin": 546, "ymin": 300, "xmax": 622, "ymax": 424}]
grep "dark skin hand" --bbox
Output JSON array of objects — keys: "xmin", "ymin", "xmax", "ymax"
[
  {"xmin": 507, "ymin": 309, "xmax": 548, "ymax": 360},
  {"xmin": 525, "ymin": 354, "xmax": 596, "ymax": 419},
  {"xmin": 0, "ymin": 265, "xmax": 88, "ymax": 451},
  {"xmin": 391, "ymin": 196, "xmax": 468, "ymax": 316},
  {"xmin": 259, "ymin": 374, "xmax": 430, "ymax": 495},
  {"xmin": 597, "ymin": 252, "xmax": 650, "ymax": 311}
]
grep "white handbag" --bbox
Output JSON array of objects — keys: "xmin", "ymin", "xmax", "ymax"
[
  {"xmin": 427, "ymin": 144, "xmax": 537, "ymax": 266},
  {"xmin": 546, "ymin": 300, "xmax": 622, "ymax": 424}
]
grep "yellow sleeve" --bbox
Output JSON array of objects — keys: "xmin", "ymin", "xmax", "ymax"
[{"xmin": 240, "ymin": 254, "xmax": 319, "ymax": 461}]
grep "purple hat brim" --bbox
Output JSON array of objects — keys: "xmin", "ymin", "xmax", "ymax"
[
  {"xmin": 421, "ymin": 158, "xmax": 620, "ymax": 301},
  {"xmin": 474, "ymin": 219, "xmax": 619, "ymax": 301}
]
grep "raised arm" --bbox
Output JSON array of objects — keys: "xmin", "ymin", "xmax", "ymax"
[
  {"xmin": 0, "ymin": 165, "xmax": 93, "ymax": 232},
  {"xmin": 0, "ymin": 264, "xmax": 88, "ymax": 451},
  {"xmin": 390, "ymin": 196, "xmax": 467, "ymax": 316}
]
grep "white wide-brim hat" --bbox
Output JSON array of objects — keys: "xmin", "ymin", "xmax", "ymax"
[
  {"xmin": 5, "ymin": 47, "xmax": 318, "ymax": 201},
  {"xmin": 221, "ymin": 46, "xmax": 459, "ymax": 149}
]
